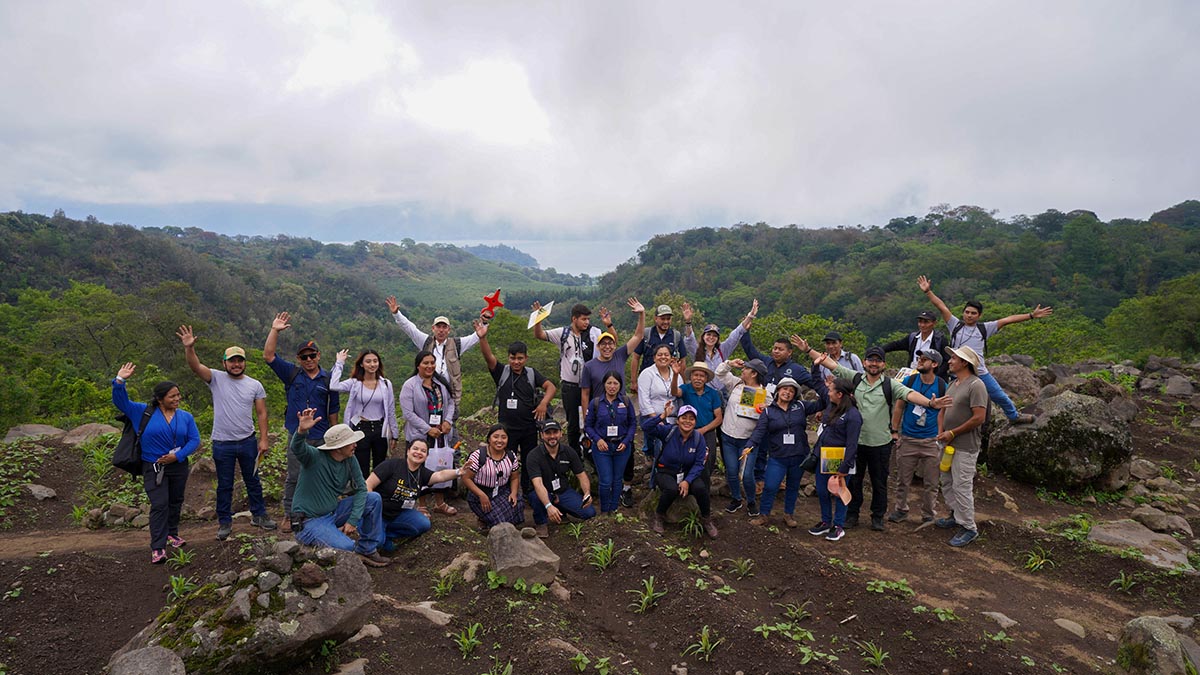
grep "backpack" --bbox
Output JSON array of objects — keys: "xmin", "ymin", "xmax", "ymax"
[
  {"xmin": 288, "ymin": 365, "xmax": 333, "ymax": 415},
  {"xmin": 493, "ymin": 365, "xmax": 538, "ymax": 409},
  {"xmin": 852, "ymin": 372, "xmax": 894, "ymax": 409},
  {"xmin": 949, "ymin": 321, "xmax": 988, "ymax": 351},
  {"xmin": 558, "ymin": 328, "xmax": 595, "ymax": 363},
  {"xmin": 642, "ymin": 327, "xmax": 683, "ymax": 360},
  {"xmin": 113, "ymin": 408, "xmax": 154, "ymax": 476},
  {"xmin": 903, "ymin": 373, "xmax": 947, "ymax": 400}
]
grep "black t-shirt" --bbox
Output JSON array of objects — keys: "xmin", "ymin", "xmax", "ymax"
[
  {"xmin": 525, "ymin": 443, "xmax": 584, "ymax": 495},
  {"xmin": 489, "ymin": 363, "xmax": 549, "ymax": 432},
  {"xmin": 373, "ymin": 458, "xmax": 434, "ymax": 521}
]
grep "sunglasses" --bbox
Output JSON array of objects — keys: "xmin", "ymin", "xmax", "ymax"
[{"xmin": 298, "ymin": 353, "xmax": 319, "ymax": 361}]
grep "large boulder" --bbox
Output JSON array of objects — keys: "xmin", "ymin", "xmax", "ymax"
[
  {"xmin": 988, "ymin": 364, "xmax": 1041, "ymax": 407},
  {"xmin": 487, "ymin": 523, "xmax": 560, "ymax": 585},
  {"xmin": 989, "ymin": 391, "xmax": 1132, "ymax": 489},
  {"xmin": 3, "ymin": 424, "xmax": 65, "ymax": 442},
  {"xmin": 1088, "ymin": 520, "xmax": 1192, "ymax": 571},
  {"xmin": 110, "ymin": 549, "xmax": 373, "ymax": 674},
  {"xmin": 1117, "ymin": 616, "xmax": 1192, "ymax": 674},
  {"xmin": 1130, "ymin": 506, "xmax": 1194, "ymax": 537},
  {"xmin": 62, "ymin": 423, "xmax": 120, "ymax": 447}
]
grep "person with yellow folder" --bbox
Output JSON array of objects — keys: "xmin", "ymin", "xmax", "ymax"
[{"xmin": 808, "ymin": 378, "xmax": 862, "ymax": 542}]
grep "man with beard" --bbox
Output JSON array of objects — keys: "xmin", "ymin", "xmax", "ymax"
[
  {"xmin": 881, "ymin": 310, "xmax": 949, "ymax": 379},
  {"xmin": 936, "ymin": 346, "xmax": 989, "ymax": 547},
  {"xmin": 525, "ymin": 421, "xmax": 595, "ymax": 537},
  {"xmin": 887, "ymin": 350, "xmax": 948, "ymax": 524}
]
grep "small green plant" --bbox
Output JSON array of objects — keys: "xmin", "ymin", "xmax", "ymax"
[
  {"xmin": 504, "ymin": 599, "xmax": 526, "ymax": 612},
  {"xmin": 433, "ymin": 571, "xmax": 460, "ymax": 598},
  {"xmin": 866, "ymin": 578, "xmax": 915, "ymax": 597},
  {"xmin": 753, "ymin": 623, "xmax": 779, "ymax": 639},
  {"xmin": 798, "ymin": 644, "xmax": 839, "ymax": 665},
  {"xmin": 828, "ymin": 557, "xmax": 865, "ymax": 572},
  {"xmin": 1021, "ymin": 655, "xmax": 1036, "ymax": 666},
  {"xmin": 679, "ymin": 510, "xmax": 704, "ymax": 539},
  {"xmin": 486, "ymin": 570, "xmax": 507, "ymax": 590},
  {"xmin": 713, "ymin": 584, "xmax": 736, "ymax": 596},
  {"xmin": 1160, "ymin": 463, "xmax": 1178, "ymax": 480},
  {"xmin": 451, "ymin": 622, "xmax": 483, "ymax": 659},
  {"xmin": 2, "ymin": 587, "xmax": 22, "ymax": 600},
  {"xmin": 1052, "ymin": 513, "xmax": 1094, "ymax": 542},
  {"xmin": 1050, "ymin": 663, "xmax": 1068, "ymax": 673},
  {"xmin": 985, "ymin": 629, "xmax": 1013, "ymax": 645},
  {"xmin": 660, "ymin": 544, "xmax": 691, "ymax": 561},
  {"xmin": 724, "ymin": 557, "xmax": 755, "ymax": 579},
  {"xmin": 858, "ymin": 640, "xmax": 890, "ymax": 668},
  {"xmin": 912, "ymin": 605, "xmax": 929, "ymax": 614},
  {"xmin": 482, "ymin": 656, "xmax": 514, "ymax": 675},
  {"xmin": 586, "ymin": 539, "xmax": 628, "ymax": 573},
  {"xmin": 694, "ymin": 578, "xmax": 710, "ymax": 591},
  {"xmin": 167, "ymin": 575, "xmax": 197, "ymax": 602},
  {"xmin": 70, "ymin": 504, "xmax": 89, "ymax": 525},
  {"xmin": 593, "ymin": 656, "xmax": 612, "ymax": 675},
  {"xmin": 1109, "ymin": 570, "xmax": 1138, "ymax": 594},
  {"xmin": 528, "ymin": 582, "xmax": 548, "ymax": 597},
  {"xmin": 565, "ymin": 522, "xmax": 585, "ymax": 540},
  {"xmin": 318, "ymin": 638, "xmax": 339, "ymax": 673},
  {"xmin": 570, "ymin": 653, "xmax": 590, "ymax": 672},
  {"xmin": 777, "ymin": 600, "xmax": 812, "ymax": 622},
  {"xmin": 626, "ymin": 576, "xmax": 667, "ymax": 614},
  {"xmin": 932, "ymin": 607, "xmax": 960, "ymax": 622},
  {"xmin": 1118, "ymin": 546, "xmax": 1146, "ymax": 560},
  {"xmin": 167, "ymin": 548, "xmax": 195, "ymax": 570},
  {"xmin": 681, "ymin": 625, "xmax": 723, "ymax": 662},
  {"xmin": 902, "ymin": 630, "xmax": 916, "ymax": 642},
  {"xmin": 1020, "ymin": 545, "xmax": 1057, "ymax": 572},
  {"xmin": 976, "ymin": 462, "xmax": 989, "ymax": 478},
  {"xmin": 512, "ymin": 578, "xmax": 528, "ymax": 593}
]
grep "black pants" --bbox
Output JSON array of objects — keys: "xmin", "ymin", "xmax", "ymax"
[
  {"xmin": 506, "ymin": 426, "xmax": 541, "ymax": 494},
  {"xmin": 143, "ymin": 460, "xmax": 189, "ymax": 550},
  {"xmin": 847, "ymin": 442, "xmax": 893, "ymax": 520},
  {"xmin": 561, "ymin": 382, "xmax": 583, "ymax": 455},
  {"xmin": 353, "ymin": 419, "xmax": 388, "ymax": 480},
  {"xmin": 654, "ymin": 472, "xmax": 710, "ymax": 517}
]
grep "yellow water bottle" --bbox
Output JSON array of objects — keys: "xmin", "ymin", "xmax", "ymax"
[{"xmin": 939, "ymin": 445, "xmax": 956, "ymax": 472}]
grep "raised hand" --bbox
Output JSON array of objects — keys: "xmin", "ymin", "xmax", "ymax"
[
  {"xmin": 386, "ymin": 296, "xmax": 399, "ymax": 314},
  {"xmin": 531, "ymin": 300, "xmax": 543, "ymax": 313},
  {"xmin": 1031, "ymin": 304, "xmax": 1054, "ymax": 319},
  {"xmin": 681, "ymin": 302, "xmax": 693, "ymax": 323},
  {"xmin": 598, "ymin": 306, "xmax": 612, "ymax": 325},
  {"xmin": 297, "ymin": 407, "xmax": 322, "ymax": 433},
  {"xmin": 117, "ymin": 362, "xmax": 136, "ymax": 380},
  {"xmin": 627, "ymin": 297, "xmax": 644, "ymax": 313},
  {"xmin": 917, "ymin": 275, "xmax": 932, "ymax": 293},
  {"xmin": 336, "ymin": 349, "xmax": 350, "ymax": 364},
  {"xmin": 789, "ymin": 335, "xmax": 810, "ymax": 352},
  {"xmin": 176, "ymin": 325, "xmax": 197, "ymax": 348},
  {"xmin": 671, "ymin": 358, "xmax": 686, "ymax": 375},
  {"xmin": 747, "ymin": 299, "xmax": 758, "ymax": 319},
  {"xmin": 271, "ymin": 312, "xmax": 291, "ymax": 332},
  {"xmin": 663, "ymin": 401, "xmax": 674, "ymax": 418},
  {"xmin": 729, "ymin": 358, "xmax": 745, "ymax": 368},
  {"xmin": 473, "ymin": 319, "xmax": 489, "ymax": 338}
]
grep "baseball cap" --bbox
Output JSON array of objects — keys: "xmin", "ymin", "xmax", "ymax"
[
  {"xmin": 655, "ymin": 304, "xmax": 673, "ymax": 317},
  {"xmin": 702, "ymin": 323, "xmax": 720, "ymax": 335},
  {"xmin": 223, "ymin": 346, "xmax": 246, "ymax": 360},
  {"xmin": 296, "ymin": 340, "xmax": 319, "ymax": 355},
  {"xmin": 864, "ymin": 346, "xmax": 886, "ymax": 360},
  {"xmin": 776, "ymin": 377, "xmax": 801, "ymax": 392},
  {"xmin": 677, "ymin": 405, "xmax": 699, "ymax": 417},
  {"xmin": 598, "ymin": 331, "xmax": 617, "ymax": 343},
  {"xmin": 433, "ymin": 316, "xmax": 451, "ymax": 326},
  {"xmin": 541, "ymin": 420, "xmax": 562, "ymax": 432},
  {"xmin": 916, "ymin": 310, "xmax": 937, "ymax": 321},
  {"xmin": 916, "ymin": 349, "xmax": 943, "ymax": 365},
  {"xmin": 823, "ymin": 331, "xmax": 843, "ymax": 342},
  {"xmin": 745, "ymin": 359, "xmax": 768, "ymax": 377}
]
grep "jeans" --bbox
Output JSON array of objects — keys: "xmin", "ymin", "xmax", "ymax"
[
  {"xmin": 384, "ymin": 507, "xmax": 432, "ymax": 540},
  {"xmin": 720, "ymin": 433, "xmax": 753, "ymax": 502},
  {"xmin": 640, "ymin": 415, "xmax": 663, "ymax": 485},
  {"xmin": 979, "ymin": 372, "xmax": 1019, "ymax": 421},
  {"xmin": 760, "ymin": 455, "xmax": 804, "ymax": 516},
  {"xmin": 592, "ymin": 444, "xmax": 631, "ymax": 513},
  {"xmin": 143, "ymin": 460, "xmax": 189, "ymax": 550},
  {"xmin": 293, "ymin": 491, "xmax": 384, "ymax": 554},
  {"xmin": 847, "ymin": 442, "xmax": 893, "ymax": 520},
  {"xmin": 527, "ymin": 487, "xmax": 596, "ymax": 525},
  {"xmin": 815, "ymin": 471, "xmax": 848, "ymax": 526},
  {"xmin": 213, "ymin": 435, "xmax": 267, "ymax": 524}
]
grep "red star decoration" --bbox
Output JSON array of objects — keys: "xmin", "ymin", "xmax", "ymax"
[{"xmin": 481, "ymin": 288, "xmax": 504, "ymax": 319}]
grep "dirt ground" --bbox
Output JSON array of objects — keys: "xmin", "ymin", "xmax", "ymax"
[{"xmin": 1, "ymin": 392, "xmax": 1197, "ymax": 675}]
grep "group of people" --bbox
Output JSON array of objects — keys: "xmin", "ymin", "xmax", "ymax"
[{"xmin": 111, "ymin": 277, "xmax": 1051, "ymax": 565}]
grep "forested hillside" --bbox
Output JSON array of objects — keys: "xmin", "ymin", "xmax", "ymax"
[{"xmin": 2, "ymin": 201, "xmax": 1198, "ymax": 434}]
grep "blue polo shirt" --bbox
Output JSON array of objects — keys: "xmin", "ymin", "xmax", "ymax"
[
  {"xmin": 268, "ymin": 357, "xmax": 340, "ymax": 441},
  {"xmin": 678, "ymin": 385, "xmax": 724, "ymax": 429}
]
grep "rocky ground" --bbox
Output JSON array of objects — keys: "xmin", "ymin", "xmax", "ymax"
[{"xmin": 1, "ymin": 358, "xmax": 1198, "ymax": 674}]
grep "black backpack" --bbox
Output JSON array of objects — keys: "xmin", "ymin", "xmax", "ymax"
[
  {"xmin": 949, "ymin": 321, "xmax": 988, "ymax": 350},
  {"xmin": 113, "ymin": 408, "xmax": 154, "ymax": 476},
  {"xmin": 852, "ymin": 372, "xmax": 894, "ymax": 409}
]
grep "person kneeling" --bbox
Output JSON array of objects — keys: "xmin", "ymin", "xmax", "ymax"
[
  {"xmin": 526, "ymin": 421, "xmax": 595, "ymax": 538},
  {"xmin": 367, "ymin": 439, "xmax": 463, "ymax": 552},
  {"xmin": 642, "ymin": 403, "xmax": 717, "ymax": 539},
  {"xmin": 289, "ymin": 408, "xmax": 389, "ymax": 567}
]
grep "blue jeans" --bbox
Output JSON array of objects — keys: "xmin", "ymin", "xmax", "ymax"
[
  {"xmin": 815, "ymin": 471, "xmax": 848, "ymax": 526},
  {"xmin": 641, "ymin": 415, "xmax": 663, "ymax": 485},
  {"xmin": 384, "ymin": 508, "xmax": 431, "ymax": 540},
  {"xmin": 294, "ymin": 491, "xmax": 384, "ymax": 555},
  {"xmin": 720, "ymin": 433, "xmax": 753, "ymax": 502},
  {"xmin": 592, "ymin": 444, "xmax": 631, "ymax": 513},
  {"xmin": 979, "ymin": 372, "xmax": 1019, "ymax": 420},
  {"xmin": 760, "ymin": 455, "xmax": 804, "ymax": 516},
  {"xmin": 213, "ymin": 435, "xmax": 267, "ymax": 524},
  {"xmin": 527, "ymin": 487, "xmax": 597, "ymax": 525}
]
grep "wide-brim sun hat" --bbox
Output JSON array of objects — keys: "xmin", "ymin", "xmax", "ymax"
[
  {"xmin": 318, "ymin": 424, "xmax": 365, "ymax": 450},
  {"xmin": 944, "ymin": 345, "xmax": 981, "ymax": 370},
  {"xmin": 684, "ymin": 361, "xmax": 715, "ymax": 381}
]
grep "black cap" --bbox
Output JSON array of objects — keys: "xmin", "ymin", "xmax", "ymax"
[
  {"xmin": 541, "ymin": 420, "xmax": 562, "ymax": 432},
  {"xmin": 916, "ymin": 310, "xmax": 937, "ymax": 321},
  {"xmin": 864, "ymin": 346, "xmax": 886, "ymax": 360},
  {"xmin": 296, "ymin": 340, "xmax": 319, "ymax": 355},
  {"xmin": 823, "ymin": 331, "xmax": 843, "ymax": 342},
  {"xmin": 916, "ymin": 349, "xmax": 943, "ymax": 365},
  {"xmin": 745, "ymin": 358, "xmax": 768, "ymax": 377}
]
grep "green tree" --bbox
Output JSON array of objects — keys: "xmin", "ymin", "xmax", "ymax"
[{"xmin": 1105, "ymin": 273, "xmax": 1200, "ymax": 361}]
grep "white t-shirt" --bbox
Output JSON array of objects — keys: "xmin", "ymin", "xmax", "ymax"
[
  {"xmin": 207, "ymin": 370, "xmax": 267, "ymax": 441},
  {"xmin": 910, "ymin": 332, "xmax": 934, "ymax": 369},
  {"xmin": 545, "ymin": 326, "xmax": 603, "ymax": 383},
  {"xmin": 946, "ymin": 316, "xmax": 1001, "ymax": 375}
]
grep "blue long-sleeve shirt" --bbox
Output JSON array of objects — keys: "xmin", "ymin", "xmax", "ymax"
[
  {"xmin": 745, "ymin": 396, "xmax": 825, "ymax": 461},
  {"xmin": 585, "ymin": 394, "xmax": 637, "ymax": 450},
  {"xmin": 738, "ymin": 333, "xmax": 813, "ymax": 389},
  {"xmin": 112, "ymin": 380, "xmax": 201, "ymax": 463},
  {"xmin": 641, "ymin": 417, "xmax": 707, "ymax": 484},
  {"xmin": 817, "ymin": 406, "xmax": 863, "ymax": 474}
]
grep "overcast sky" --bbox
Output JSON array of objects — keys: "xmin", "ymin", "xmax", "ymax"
[{"xmin": 2, "ymin": 1, "xmax": 1198, "ymax": 273}]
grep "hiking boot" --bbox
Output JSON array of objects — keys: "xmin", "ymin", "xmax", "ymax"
[
  {"xmin": 150, "ymin": 548, "xmax": 167, "ymax": 564},
  {"xmin": 749, "ymin": 515, "xmax": 769, "ymax": 527},
  {"xmin": 535, "ymin": 524, "xmax": 550, "ymax": 538},
  {"xmin": 252, "ymin": 514, "xmax": 278, "ymax": 530},
  {"xmin": 167, "ymin": 534, "xmax": 186, "ymax": 548},
  {"xmin": 358, "ymin": 550, "xmax": 391, "ymax": 567},
  {"xmin": 808, "ymin": 521, "xmax": 832, "ymax": 536},
  {"xmin": 702, "ymin": 517, "xmax": 719, "ymax": 539},
  {"xmin": 378, "ymin": 538, "xmax": 397, "ymax": 554},
  {"xmin": 825, "ymin": 526, "xmax": 845, "ymax": 542},
  {"xmin": 949, "ymin": 529, "xmax": 979, "ymax": 547},
  {"xmin": 216, "ymin": 522, "xmax": 233, "ymax": 540},
  {"xmin": 886, "ymin": 510, "xmax": 908, "ymax": 523},
  {"xmin": 934, "ymin": 517, "xmax": 959, "ymax": 530},
  {"xmin": 620, "ymin": 488, "xmax": 634, "ymax": 508},
  {"xmin": 650, "ymin": 512, "xmax": 665, "ymax": 534},
  {"xmin": 745, "ymin": 501, "xmax": 759, "ymax": 517},
  {"xmin": 1011, "ymin": 413, "xmax": 1035, "ymax": 425},
  {"xmin": 870, "ymin": 515, "xmax": 885, "ymax": 531},
  {"xmin": 844, "ymin": 514, "xmax": 859, "ymax": 529},
  {"xmin": 280, "ymin": 517, "xmax": 292, "ymax": 533},
  {"xmin": 783, "ymin": 514, "xmax": 798, "ymax": 528},
  {"xmin": 725, "ymin": 499, "xmax": 743, "ymax": 514}
]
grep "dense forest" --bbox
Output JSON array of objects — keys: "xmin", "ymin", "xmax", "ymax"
[
  {"xmin": 1, "ymin": 200, "xmax": 1198, "ymax": 434},
  {"xmin": 462, "ymin": 243, "xmax": 541, "ymax": 269}
]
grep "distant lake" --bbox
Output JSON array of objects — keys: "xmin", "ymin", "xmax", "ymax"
[{"xmin": 424, "ymin": 239, "xmax": 642, "ymax": 278}]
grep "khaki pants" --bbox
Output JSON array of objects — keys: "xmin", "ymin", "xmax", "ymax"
[
  {"xmin": 893, "ymin": 436, "xmax": 940, "ymax": 519},
  {"xmin": 939, "ymin": 447, "xmax": 979, "ymax": 531}
]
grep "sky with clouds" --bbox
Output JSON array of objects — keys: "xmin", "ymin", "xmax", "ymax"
[{"xmin": 2, "ymin": 1, "xmax": 1198, "ymax": 273}]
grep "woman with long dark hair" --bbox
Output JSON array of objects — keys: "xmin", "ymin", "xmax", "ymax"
[
  {"xmin": 332, "ymin": 348, "xmax": 399, "ymax": 479},
  {"xmin": 809, "ymin": 377, "xmax": 863, "ymax": 543},
  {"xmin": 585, "ymin": 372, "xmax": 637, "ymax": 514},
  {"xmin": 111, "ymin": 362, "xmax": 201, "ymax": 564},
  {"xmin": 461, "ymin": 425, "xmax": 524, "ymax": 530},
  {"xmin": 744, "ymin": 374, "xmax": 827, "ymax": 528},
  {"xmin": 399, "ymin": 350, "xmax": 457, "ymax": 515}
]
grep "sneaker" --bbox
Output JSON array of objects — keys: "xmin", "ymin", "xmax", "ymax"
[
  {"xmin": 870, "ymin": 516, "xmax": 885, "ymax": 531},
  {"xmin": 921, "ymin": 515, "xmax": 935, "ymax": 524},
  {"xmin": 216, "ymin": 522, "xmax": 232, "ymax": 541},
  {"xmin": 949, "ymin": 529, "xmax": 979, "ymax": 547},
  {"xmin": 650, "ymin": 512, "xmax": 665, "ymax": 534},
  {"xmin": 150, "ymin": 549, "xmax": 167, "ymax": 564},
  {"xmin": 783, "ymin": 515, "xmax": 798, "ymax": 528},
  {"xmin": 725, "ymin": 499, "xmax": 743, "ymax": 514},
  {"xmin": 886, "ymin": 510, "xmax": 908, "ymax": 523},
  {"xmin": 934, "ymin": 517, "xmax": 959, "ymax": 530},
  {"xmin": 535, "ymin": 524, "xmax": 549, "ymax": 538},
  {"xmin": 167, "ymin": 534, "xmax": 186, "ymax": 548},
  {"xmin": 746, "ymin": 501, "xmax": 759, "ymax": 517},
  {"xmin": 358, "ymin": 550, "xmax": 391, "ymax": 567},
  {"xmin": 620, "ymin": 488, "xmax": 634, "ymax": 509},
  {"xmin": 825, "ymin": 526, "xmax": 845, "ymax": 542},
  {"xmin": 808, "ymin": 521, "xmax": 832, "ymax": 536},
  {"xmin": 844, "ymin": 515, "xmax": 859, "ymax": 529},
  {"xmin": 252, "ymin": 514, "xmax": 278, "ymax": 530},
  {"xmin": 1011, "ymin": 413, "xmax": 1035, "ymax": 425},
  {"xmin": 749, "ymin": 516, "xmax": 768, "ymax": 527}
]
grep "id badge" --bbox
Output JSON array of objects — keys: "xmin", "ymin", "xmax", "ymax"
[
  {"xmin": 429, "ymin": 414, "xmax": 442, "ymax": 426},
  {"xmin": 782, "ymin": 434, "xmax": 796, "ymax": 446},
  {"xmin": 607, "ymin": 425, "xmax": 619, "ymax": 437},
  {"xmin": 917, "ymin": 412, "xmax": 927, "ymax": 427},
  {"xmin": 550, "ymin": 478, "xmax": 561, "ymax": 492},
  {"xmin": 171, "ymin": 447, "xmax": 181, "ymax": 454},
  {"xmin": 676, "ymin": 472, "xmax": 685, "ymax": 484},
  {"xmin": 506, "ymin": 398, "xmax": 518, "ymax": 409},
  {"xmin": 492, "ymin": 484, "xmax": 501, "ymax": 498},
  {"xmin": 402, "ymin": 499, "xmax": 416, "ymax": 510}
]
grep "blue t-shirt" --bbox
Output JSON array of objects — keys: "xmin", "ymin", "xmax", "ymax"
[
  {"xmin": 899, "ymin": 374, "xmax": 945, "ymax": 439},
  {"xmin": 679, "ymin": 385, "xmax": 723, "ymax": 429},
  {"xmin": 268, "ymin": 357, "xmax": 340, "ymax": 440},
  {"xmin": 580, "ymin": 346, "xmax": 630, "ymax": 392}
]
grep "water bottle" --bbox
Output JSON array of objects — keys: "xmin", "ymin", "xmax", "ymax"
[{"xmin": 939, "ymin": 444, "xmax": 956, "ymax": 472}]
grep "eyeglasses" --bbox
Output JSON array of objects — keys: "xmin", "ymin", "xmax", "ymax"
[{"xmin": 298, "ymin": 353, "xmax": 319, "ymax": 361}]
